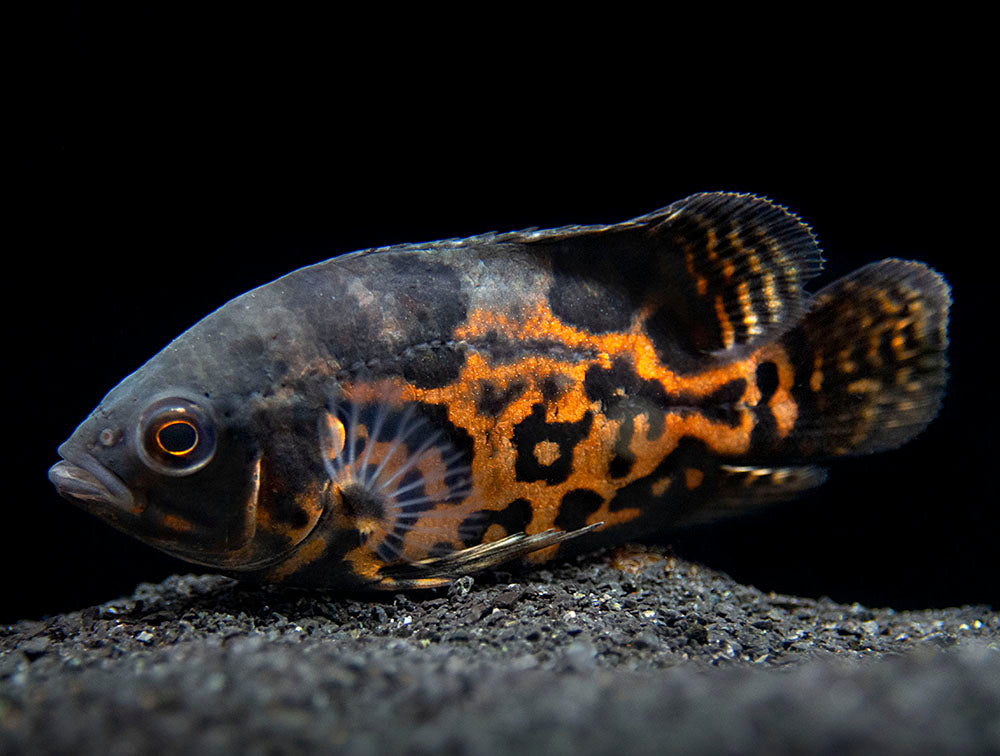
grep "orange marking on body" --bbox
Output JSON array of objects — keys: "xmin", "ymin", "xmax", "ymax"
[
  {"xmin": 341, "ymin": 298, "xmax": 805, "ymax": 565},
  {"xmin": 706, "ymin": 228, "xmax": 719, "ymax": 261},
  {"xmin": 161, "ymin": 514, "xmax": 193, "ymax": 532},
  {"xmin": 527, "ymin": 545, "xmax": 561, "ymax": 563},
  {"xmin": 454, "ymin": 301, "xmax": 767, "ymax": 400},
  {"xmin": 714, "ymin": 296, "xmax": 735, "ymax": 350},
  {"xmin": 762, "ymin": 272, "xmax": 780, "ymax": 315},
  {"xmin": 685, "ymin": 468, "xmax": 704, "ymax": 489},
  {"xmin": 684, "ymin": 247, "xmax": 709, "ymax": 296},
  {"xmin": 269, "ymin": 533, "xmax": 328, "ymax": 580},
  {"xmin": 810, "ymin": 353, "xmax": 824, "ymax": 393},
  {"xmin": 533, "ymin": 440, "xmax": 560, "ymax": 466},
  {"xmin": 866, "ymin": 331, "xmax": 884, "ymax": 368},
  {"xmin": 323, "ymin": 414, "xmax": 346, "ymax": 459},
  {"xmin": 342, "ymin": 546, "xmax": 383, "ymax": 582},
  {"xmin": 722, "ymin": 258, "xmax": 736, "ymax": 281},
  {"xmin": 737, "ymin": 281, "xmax": 759, "ymax": 334},
  {"xmin": 757, "ymin": 343, "xmax": 798, "ymax": 438},
  {"xmin": 848, "ymin": 378, "xmax": 881, "ymax": 394},
  {"xmin": 726, "ymin": 229, "xmax": 745, "ymax": 262},
  {"xmin": 483, "ymin": 523, "xmax": 507, "ymax": 542},
  {"xmin": 651, "ymin": 476, "xmax": 672, "ymax": 496},
  {"xmin": 589, "ymin": 507, "xmax": 640, "ymax": 529},
  {"xmin": 875, "ymin": 288, "xmax": 902, "ymax": 315},
  {"xmin": 891, "ymin": 331, "xmax": 920, "ymax": 360},
  {"xmin": 257, "ymin": 481, "xmax": 326, "ymax": 545}
]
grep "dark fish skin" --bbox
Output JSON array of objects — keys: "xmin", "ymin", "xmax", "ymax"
[{"xmin": 49, "ymin": 193, "xmax": 951, "ymax": 590}]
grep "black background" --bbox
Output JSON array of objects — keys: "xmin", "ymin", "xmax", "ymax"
[{"xmin": 9, "ymin": 10, "xmax": 994, "ymax": 623}]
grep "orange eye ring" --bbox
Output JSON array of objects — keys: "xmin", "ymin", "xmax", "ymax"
[
  {"xmin": 155, "ymin": 419, "xmax": 200, "ymax": 456},
  {"xmin": 137, "ymin": 396, "xmax": 216, "ymax": 476}
]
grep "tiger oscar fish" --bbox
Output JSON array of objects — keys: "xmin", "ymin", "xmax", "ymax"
[{"xmin": 49, "ymin": 193, "xmax": 951, "ymax": 590}]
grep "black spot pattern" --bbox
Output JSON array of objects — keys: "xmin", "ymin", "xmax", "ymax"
[
  {"xmin": 605, "ymin": 437, "xmax": 718, "ymax": 522},
  {"xmin": 643, "ymin": 295, "xmax": 721, "ymax": 374},
  {"xmin": 554, "ymin": 489, "xmax": 604, "ymax": 532},
  {"xmin": 544, "ymin": 231, "xmax": 644, "ymax": 334},
  {"xmin": 288, "ymin": 507, "xmax": 312, "ymax": 529},
  {"xmin": 476, "ymin": 379, "xmax": 527, "ymax": 418},
  {"xmin": 460, "ymin": 498, "xmax": 533, "ymax": 547},
  {"xmin": 749, "ymin": 361, "xmax": 780, "ymax": 453},
  {"xmin": 512, "ymin": 404, "xmax": 593, "ymax": 485},
  {"xmin": 416, "ymin": 403, "xmax": 475, "ymax": 491},
  {"xmin": 756, "ymin": 361, "xmax": 779, "ymax": 402},
  {"xmin": 427, "ymin": 541, "xmax": 455, "ymax": 558},
  {"xmin": 696, "ymin": 378, "xmax": 748, "ymax": 428},
  {"xmin": 539, "ymin": 374, "xmax": 571, "ymax": 404},
  {"xmin": 585, "ymin": 358, "xmax": 746, "ymax": 431},
  {"xmin": 609, "ymin": 415, "xmax": 636, "ymax": 479},
  {"xmin": 584, "ymin": 358, "xmax": 667, "ymax": 440},
  {"xmin": 261, "ymin": 526, "xmax": 372, "ymax": 587},
  {"xmin": 399, "ymin": 348, "xmax": 467, "ymax": 391}
]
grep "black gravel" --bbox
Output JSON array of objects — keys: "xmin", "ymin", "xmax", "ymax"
[{"xmin": 2, "ymin": 546, "xmax": 998, "ymax": 755}]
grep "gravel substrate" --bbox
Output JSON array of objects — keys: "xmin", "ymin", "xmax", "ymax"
[{"xmin": 2, "ymin": 545, "xmax": 998, "ymax": 755}]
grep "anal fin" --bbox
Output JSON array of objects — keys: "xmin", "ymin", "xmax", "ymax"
[
  {"xmin": 673, "ymin": 465, "xmax": 827, "ymax": 526},
  {"xmin": 374, "ymin": 523, "xmax": 602, "ymax": 589}
]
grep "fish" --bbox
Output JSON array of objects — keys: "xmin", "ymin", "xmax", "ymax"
[{"xmin": 48, "ymin": 192, "xmax": 951, "ymax": 590}]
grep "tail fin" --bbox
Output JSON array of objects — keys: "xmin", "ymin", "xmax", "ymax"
[{"xmin": 780, "ymin": 259, "xmax": 950, "ymax": 458}]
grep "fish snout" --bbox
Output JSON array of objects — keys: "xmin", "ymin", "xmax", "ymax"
[{"xmin": 48, "ymin": 451, "xmax": 135, "ymax": 514}]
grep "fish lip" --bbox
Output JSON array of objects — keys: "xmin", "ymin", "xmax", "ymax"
[{"xmin": 48, "ymin": 452, "xmax": 135, "ymax": 513}]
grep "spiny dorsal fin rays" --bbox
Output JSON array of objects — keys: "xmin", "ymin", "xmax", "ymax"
[
  {"xmin": 518, "ymin": 192, "xmax": 824, "ymax": 361},
  {"xmin": 646, "ymin": 193, "xmax": 824, "ymax": 356}
]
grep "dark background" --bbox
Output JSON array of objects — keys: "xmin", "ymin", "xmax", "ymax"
[{"xmin": 9, "ymin": 10, "xmax": 994, "ymax": 623}]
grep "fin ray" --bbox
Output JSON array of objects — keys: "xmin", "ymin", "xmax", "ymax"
[
  {"xmin": 780, "ymin": 259, "xmax": 950, "ymax": 458},
  {"xmin": 320, "ymin": 400, "xmax": 477, "ymax": 564},
  {"xmin": 377, "ymin": 523, "xmax": 602, "ymax": 584},
  {"xmin": 520, "ymin": 192, "xmax": 824, "ymax": 365}
]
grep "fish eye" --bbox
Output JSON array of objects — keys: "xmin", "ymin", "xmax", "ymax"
[
  {"xmin": 156, "ymin": 420, "xmax": 199, "ymax": 455},
  {"xmin": 137, "ymin": 397, "xmax": 216, "ymax": 475}
]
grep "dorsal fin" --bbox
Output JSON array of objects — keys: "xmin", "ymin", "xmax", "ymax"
[
  {"xmin": 517, "ymin": 192, "xmax": 824, "ymax": 366},
  {"xmin": 645, "ymin": 193, "xmax": 824, "ymax": 353}
]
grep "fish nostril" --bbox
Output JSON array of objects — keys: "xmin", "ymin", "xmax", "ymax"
[{"xmin": 99, "ymin": 428, "xmax": 122, "ymax": 447}]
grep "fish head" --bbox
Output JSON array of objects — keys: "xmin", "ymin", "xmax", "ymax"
[{"xmin": 48, "ymin": 314, "xmax": 333, "ymax": 573}]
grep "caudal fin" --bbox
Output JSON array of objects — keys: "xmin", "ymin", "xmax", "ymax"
[{"xmin": 781, "ymin": 259, "xmax": 950, "ymax": 458}]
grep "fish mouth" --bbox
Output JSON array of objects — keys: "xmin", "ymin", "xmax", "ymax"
[{"xmin": 48, "ymin": 452, "xmax": 135, "ymax": 514}]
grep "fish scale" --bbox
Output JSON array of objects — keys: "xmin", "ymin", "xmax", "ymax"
[{"xmin": 48, "ymin": 192, "xmax": 951, "ymax": 590}]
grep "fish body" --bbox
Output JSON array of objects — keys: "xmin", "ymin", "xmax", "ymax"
[{"xmin": 49, "ymin": 193, "xmax": 951, "ymax": 589}]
